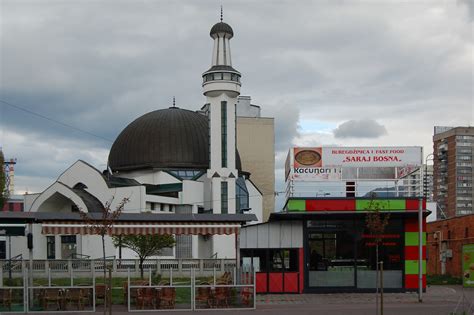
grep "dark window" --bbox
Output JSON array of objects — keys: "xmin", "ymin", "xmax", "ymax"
[
  {"xmin": 61, "ymin": 235, "xmax": 76, "ymax": 244},
  {"xmin": 221, "ymin": 181, "xmax": 228, "ymax": 214},
  {"xmin": 47, "ymin": 236, "xmax": 55, "ymax": 259},
  {"xmin": 465, "ymin": 227, "xmax": 469, "ymax": 238},
  {"xmin": 221, "ymin": 101, "xmax": 227, "ymax": 167},
  {"xmin": 236, "ymin": 177, "xmax": 249, "ymax": 213},
  {"xmin": 241, "ymin": 249, "xmax": 298, "ymax": 272},
  {"xmin": 0, "ymin": 241, "xmax": 6, "ymax": 259},
  {"xmin": 8, "ymin": 203, "xmax": 14, "ymax": 212},
  {"xmin": 356, "ymin": 218, "xmax": 403, "ymax": 271},
  {"xmin": 269, "ymin": 249, "xmax": 298, "ymax": 272},
  {"xmin": 150, "ymin": 203, "xmax": 155, "ymax": 211}
]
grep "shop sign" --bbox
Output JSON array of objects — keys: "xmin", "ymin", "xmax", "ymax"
[
  {"xmin": 289, "ymin": 146, "xmax": 422, "ymax": 181},
  {"xmin": 0, "ymin": 225, "xmax": 25, "ymax": 236},
  {"xmin": 462, "ymin": 244, "xmax": 474, "ymax": 288}
]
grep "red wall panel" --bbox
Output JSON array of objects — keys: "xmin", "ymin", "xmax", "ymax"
[
  {"xmin": 268, "ymin": 273, "xmax": 283, "ymax": 293},
  {"xmin": 306, "ymin": 199, "xmax": 355, "ymax": 211},
  {"xmin": 256, "ymin": 273, "xmax": 267, "ymax": 293},
  {"xmin": 406, "ymin": 199, "xmax": 426, "ymax": 211},
  {"xmin": 405, "ymin": 274, "xmax": 426, "ymax": 289},
  {"xmin": 405, "ymin": 246, "xmax": 426, "ymax": 260},
  {"xmin": 405, "ymin": 218, "xmax": 426, "ymax": 232},
  {"xmin": 283, "ymin": 273, "xmax": 299, "ymax": 293}
]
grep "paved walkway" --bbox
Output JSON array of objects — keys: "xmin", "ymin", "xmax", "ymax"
[{"xmin": 18, "ymin": 285, "xmax": 474, "ymax": 315}]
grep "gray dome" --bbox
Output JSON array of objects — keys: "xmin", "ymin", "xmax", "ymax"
[
  {"xmin": 210, "ymin": 22, "xmax": 234, "ymax": 37},
  {"xmin": 109, "ymin": 107, "xmax": 242, "ymax": 172}
]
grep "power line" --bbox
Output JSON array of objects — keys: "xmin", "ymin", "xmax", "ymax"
[{"xmin": 0, "ymin": 99, "xmax": 113, "ymax": 143}]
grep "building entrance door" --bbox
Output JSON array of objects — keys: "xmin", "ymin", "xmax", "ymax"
[{"xmin": 305, "ymin": 220, "xmax": 356, "ymax": 291}]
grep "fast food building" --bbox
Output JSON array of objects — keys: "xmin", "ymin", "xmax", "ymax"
[{"xmin": 240, "ymin": 146, "xmax": 428, "ymax": 293}]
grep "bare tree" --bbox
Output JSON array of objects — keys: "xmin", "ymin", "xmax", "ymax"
[
  {"xmin": 80, "ymin": 197, "xmax": 129, "ymax": 314},
  {"xmin": 365, "ymin": 196, "xmax": 390, "ymax": 315}
]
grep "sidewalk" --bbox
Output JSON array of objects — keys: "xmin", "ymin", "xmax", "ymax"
[{"xmin": 19, "ymin": 285, "xmax": 474, "ymax": 315}]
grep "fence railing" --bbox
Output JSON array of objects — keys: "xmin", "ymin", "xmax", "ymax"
[
  {"xmin": 0, "ymin": 259, "xmax": 237, "ymax": 279},
  {"xmin": 127, "ymin": 268, "xmax": 256, "ymax": 312}
]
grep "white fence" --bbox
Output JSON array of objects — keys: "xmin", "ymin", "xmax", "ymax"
[{"xmin": 0, "ymin": 259, "xmax": 237, "ymax": 280}]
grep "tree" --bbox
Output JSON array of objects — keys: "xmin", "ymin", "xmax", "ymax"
[
  {"xmin": 80, "ymin": 197, "xmax": 129, "ymax": 315},
  {"xmin": 0, "ymin": 150, "xmax": 6, "ymax": 209},
  {"xmin": 112, "ymin": 234, "xmax": 175, "ymax": 279},
  {"xmin": 365, "ymin": 195, "xmax": 390, "ymax": 315}
]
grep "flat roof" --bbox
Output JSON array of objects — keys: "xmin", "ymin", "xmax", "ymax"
[{"xmin": 0, "ymin": 212, "xmax": 257, "ymax": 224}]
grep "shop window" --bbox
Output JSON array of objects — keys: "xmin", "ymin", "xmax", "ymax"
[
  {"xmin": 355, "ymin": 218, "xmax": 403, "ymax": 289},
  {"xmin": 47, "ymin": 236, "xmax": 55, "ymax": 259},
  {"xmin": 269, "ymin": 249, "xmax": 298, "ymax": 272},
  {"xmin": 0, "ymin": 241, "xmax": 5, "ymax": 259},
  {"xmin": 240, "ymin": 249, "xmax": 297, "ymax": 272},
  {"xmin": 61, "ymin": 235, "xmax": 77, "ymax": 259}
]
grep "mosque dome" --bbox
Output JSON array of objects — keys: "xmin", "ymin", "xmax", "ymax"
[
  {"xmin": 108, "ymin": 107, "xmax": 242, "ymax": 172},
  {"xmin": 210, "ymin": 22, "xmax": 234, "ymax": 38}
]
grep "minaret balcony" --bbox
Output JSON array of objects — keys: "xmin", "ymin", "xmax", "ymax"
[{"xmin": 202, "ymin": 80, "xmax": 241, "ymax": 97}]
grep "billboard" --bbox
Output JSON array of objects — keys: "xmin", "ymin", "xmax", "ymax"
[
  {"xmin": 288, "ymin": 146, "xmax": 422, "ymax": 181},
  {"xmin": 463, "ymin": 244, "xmax": 474, "ymax": 288}
]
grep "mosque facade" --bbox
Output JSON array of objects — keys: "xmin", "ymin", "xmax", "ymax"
[{"xmin": 12, "ymin": 17, "xmax": 265, "ymax": 260}]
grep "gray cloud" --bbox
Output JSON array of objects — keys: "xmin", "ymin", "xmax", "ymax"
[
  {"xmin": 0, "ymin": 0, "xmax": 471, "ymax": 196},
  {"xmin": 333, "ymin": 119, "xmax": 387, "ymax": 139}
]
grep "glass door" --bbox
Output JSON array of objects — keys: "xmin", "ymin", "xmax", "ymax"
[{"xmin": 306, "ymin": 220, "xmax": 356, "ymax": 289}]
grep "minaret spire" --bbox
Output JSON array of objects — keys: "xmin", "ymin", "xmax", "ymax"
[{"xmin": 203, "ymin": 16, "xmax": 241, "ymax": 216}]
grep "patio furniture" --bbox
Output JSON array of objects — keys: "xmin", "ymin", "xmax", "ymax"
[
  {"xmin": 213, "ymin": 286, "xmax": 230, "ymax": 308},
  {"xmin": 95, "ymin": 284, "xmax": 106, "ymax": 305},
  {"xmin": 240, "ymin": 287, "xmax": 253, "ymax": 307},
  {"xmin": 195, "ymin": 283, "xmax": 213, "ymax": 308},
  {"xmin": 135, "ymin": 287, "xmax": 155, "ymax": 309},
  {"xmin": 123, "ymin": 280, "xmax": 148, "ymax": 306},
  {"xmin": 65, "ymin": 288, "xmax": 84, "ymax": 310},
  {"xmin": 42, "ymin": 288, "xmax": 63, "ymax": 311},
  {"xmin": 0, "ymin": 288, "xmax": 12, "ymax": 310},
  {"xmin": 157, "ymin": 287, "xmax": 175, "ymax": 309}
]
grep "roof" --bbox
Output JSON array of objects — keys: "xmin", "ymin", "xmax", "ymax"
[
  {"xmin": 204, "ymin": 65, "xmax": 240, "ymax": 74},
  {"xmin": 71, "ymin": 188, "xmax": 104, "ymax": 213},
  {"xmin": 108, "ymin": 107, "xmax": 242, "ymax": 172},
  {"xmin": 0, "ymin": 211, "xmax": 257, "ymax": 223},
  {"xmin": 210, "ymin": 22, "xmax": 234, "ymax": 38}
]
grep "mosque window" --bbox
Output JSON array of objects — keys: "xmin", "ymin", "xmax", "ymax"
[
  {"xmin": 221, "ymin": 181, "xmax": 228, "ymax": 214},
  {"xmin": 221, "ymin": 101, "xmax": 227, "ymax": 167},
  {"xmin": 236, "ymin": 177, "xmax": 249, "ymax": 213},
  {"xmin": 169, "ymin": 170, "xmax": 204, "ymax": 180}
]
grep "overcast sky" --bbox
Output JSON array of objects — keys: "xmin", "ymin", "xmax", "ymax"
[{"xmin": 0, "ymin": 0, "xmax": 472, "ymax": 208}]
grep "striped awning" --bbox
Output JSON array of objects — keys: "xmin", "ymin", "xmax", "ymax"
[{"xmin": 41, "ymin": 221, "xmax": 240, "ymax": 236}]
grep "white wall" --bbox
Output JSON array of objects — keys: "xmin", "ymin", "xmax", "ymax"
[
  {"xmin": 240, "ymin": 221, "xmax": 303, "ymax": 249},
  {"xmin": 213, "ymin": 234, "xmax": 236, "ymax": 258},
  {"xmin": 246, "ymin": 179, "xmax": 263, "ymax": 224}
]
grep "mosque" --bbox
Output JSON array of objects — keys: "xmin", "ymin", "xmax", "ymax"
[{"xmin": 11, "ymin": 16, "xmax": 270, "ymax": 260}]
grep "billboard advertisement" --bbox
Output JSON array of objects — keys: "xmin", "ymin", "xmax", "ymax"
[
  {"xmin": 463, "ymin": 244, "xmax": 474, "ymax": 288},
  {"xmin": 289, "ymin": 146, "xmax": 422, "ymax": 181}
]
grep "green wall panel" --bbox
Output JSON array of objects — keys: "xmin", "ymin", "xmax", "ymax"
[
  {"xmin": 405, "ymin": 232, "xmax": 426, "ymax": 246},
  {"xmin": 287, "ymin": 200, "xmax": 306, "ymax": 211},
  {"xmin": 405, "ymin": 260, "xmax": 426, "ymax": 275},
  {"xmin": 356, "ymin": 199, "xmax": 406, "ymax": 211}
]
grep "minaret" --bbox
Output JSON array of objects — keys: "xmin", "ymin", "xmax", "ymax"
[{"xmin": 203, "ymin": 11, "xmax": 241, "ymax": 214}]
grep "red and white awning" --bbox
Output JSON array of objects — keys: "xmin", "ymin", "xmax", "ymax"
[{"xmin": 41, "ymin": 221, "xmax": 240, "ymax": 236}]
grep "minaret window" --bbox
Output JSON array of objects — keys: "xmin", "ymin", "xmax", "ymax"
[
  {"xmin": 221, "ymin": 181, "xmax": 228, "ymax": 214},
  {"xmin": 236, "ymin": 176, "xmax": 249, "ymax": 213},
  {"xmin": 221, "ymin": 101, "xmax": 227, "ymax": 167}
]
